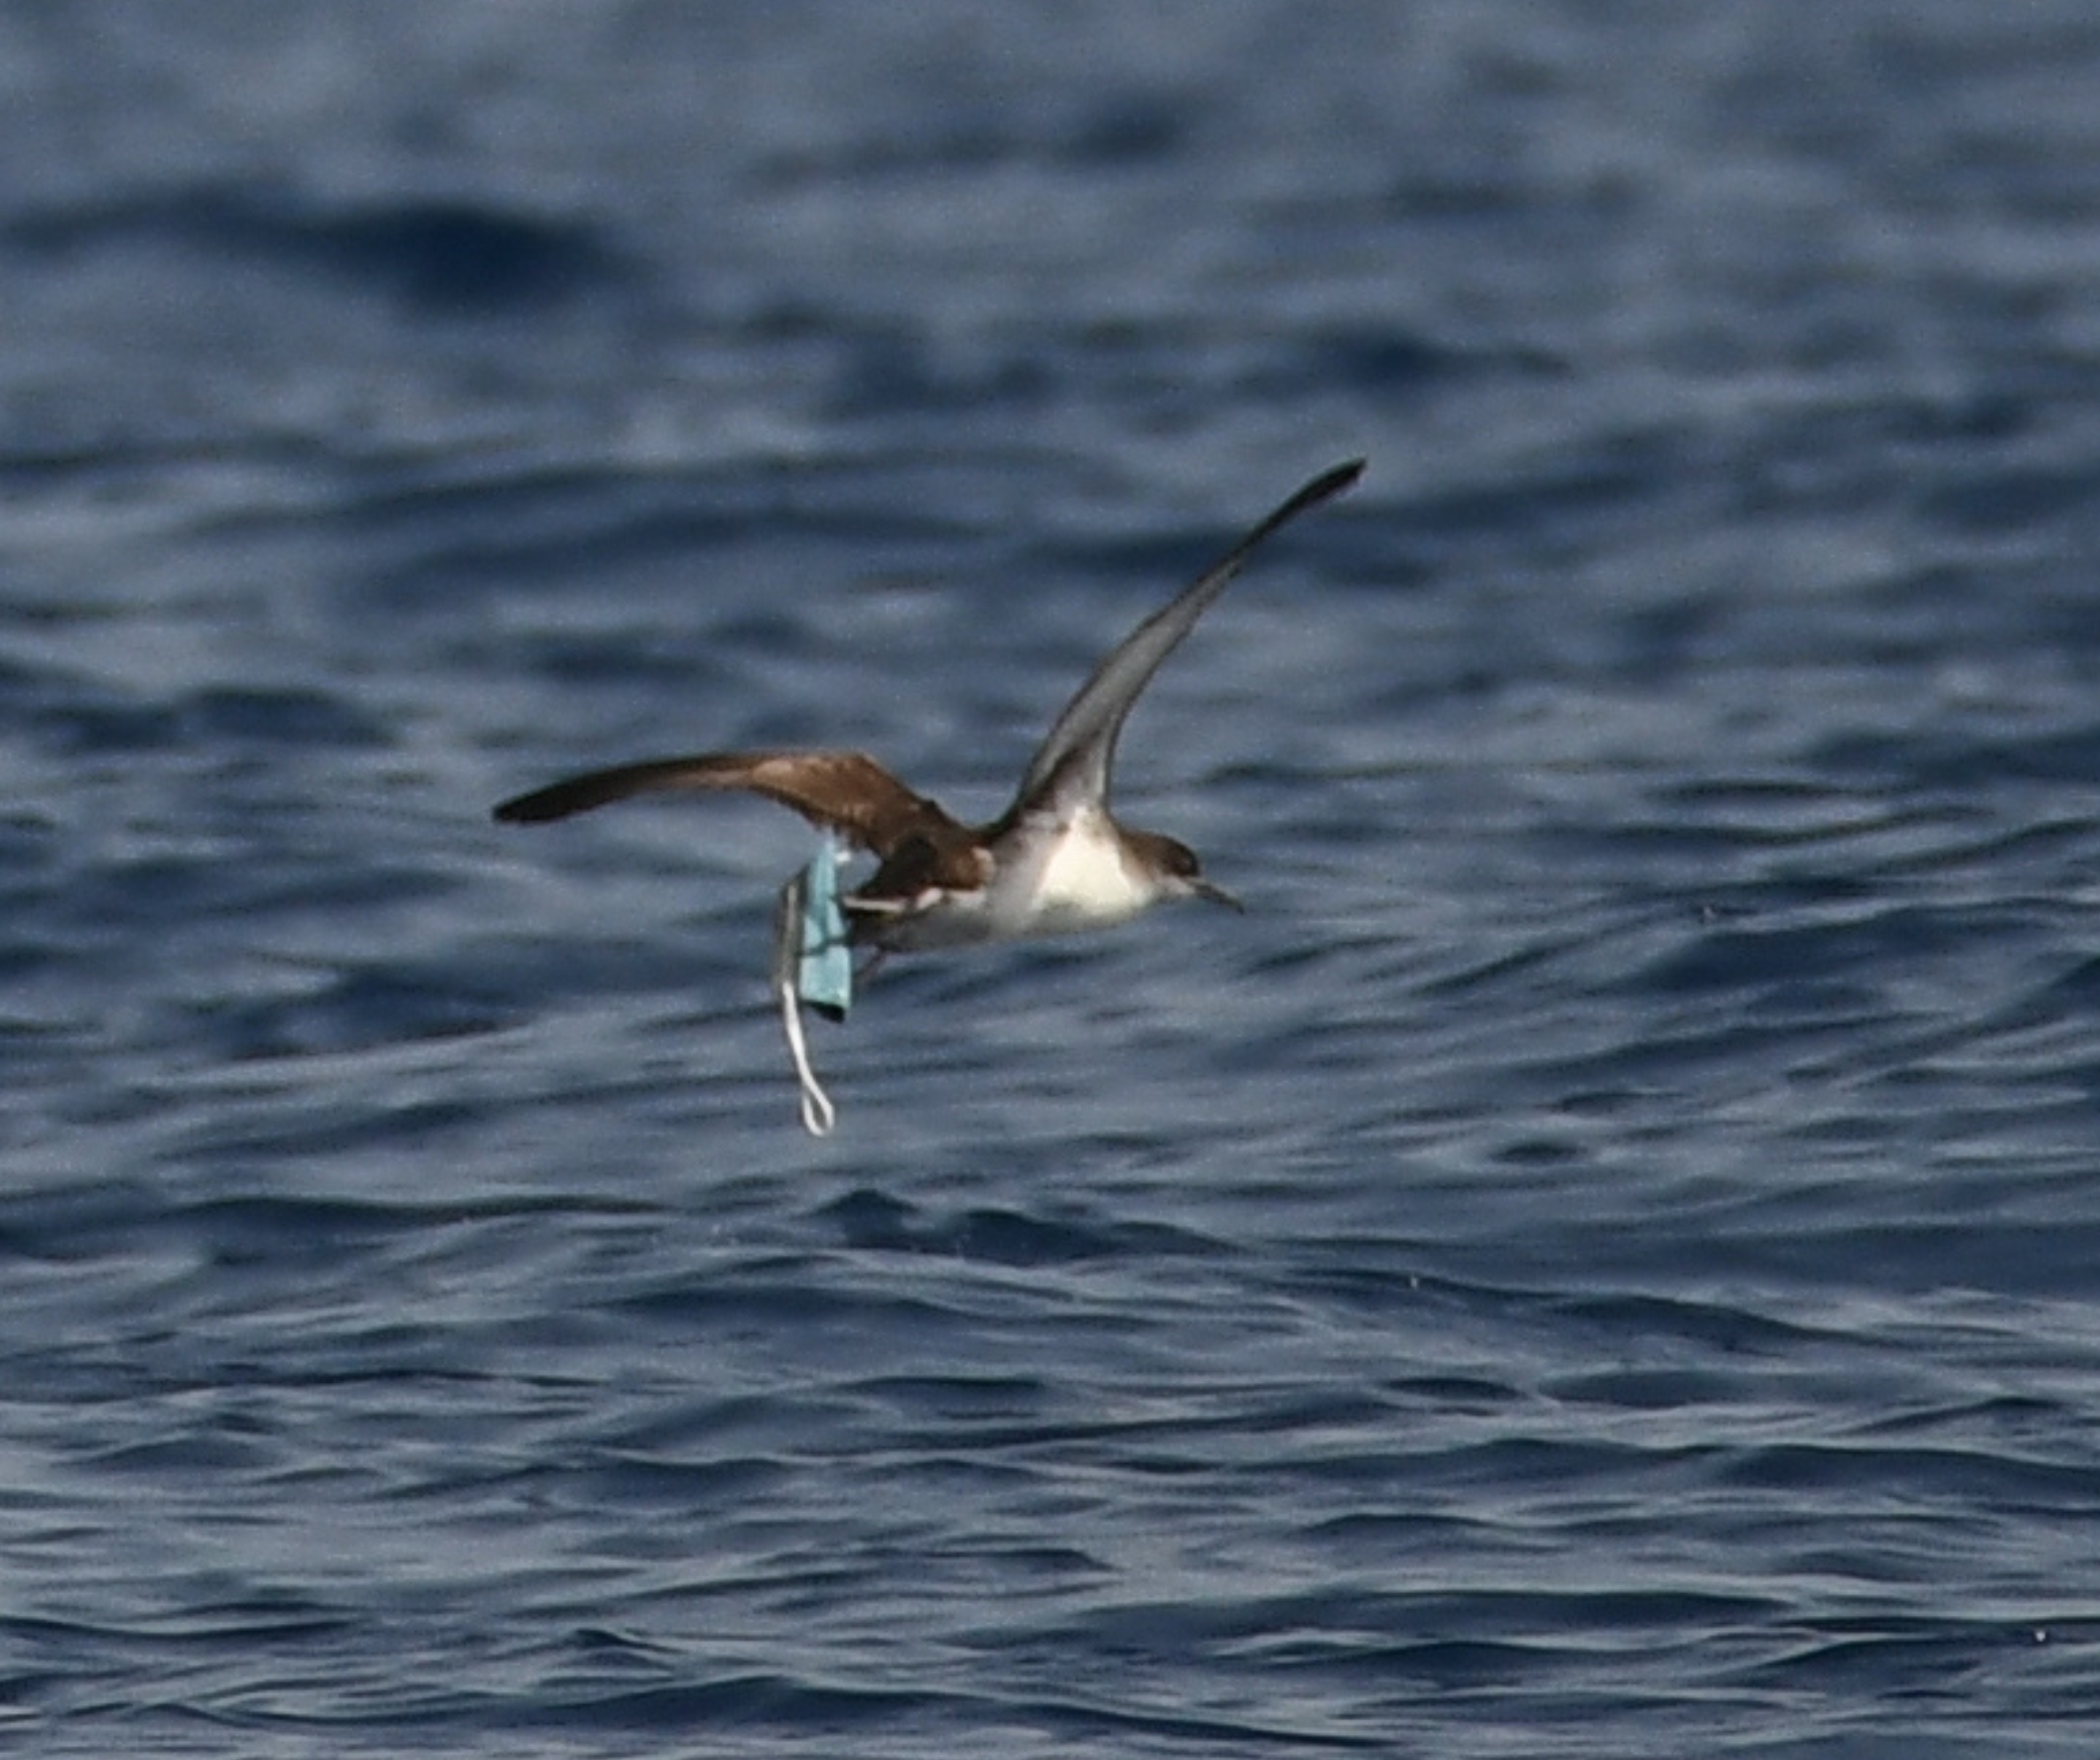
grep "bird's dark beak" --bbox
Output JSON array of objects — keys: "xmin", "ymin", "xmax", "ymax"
[{"xmin": 1190, "ymin": 876, "xmax": 1243, "ymax": 912}]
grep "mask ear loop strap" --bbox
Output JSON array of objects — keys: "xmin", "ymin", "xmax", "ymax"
[
  {"xmin": 771, "ymin": 837, "xmax": 852, "ymax": 1136},
  {"xmin": 779, "ymin": 967, "xmax": 836, "ymax": 1136}
]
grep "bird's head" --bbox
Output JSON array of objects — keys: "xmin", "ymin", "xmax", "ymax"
[{"xmin": 1138, "ymin": 832, "xmax": 1242, "ymax": 912}]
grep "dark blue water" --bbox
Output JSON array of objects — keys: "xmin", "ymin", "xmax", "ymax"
[{"xmin": 8, "ymin": 5, "xmax": 2100, "ymax": 1754}]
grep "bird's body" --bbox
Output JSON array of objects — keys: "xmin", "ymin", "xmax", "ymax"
[
  {"xmin": 495, "ymin": 460, "xmax": 1363, "ymax": 962},
  {"xmin": 862, "ymin": 799, "xmax": 1170, "ymax": 953}
]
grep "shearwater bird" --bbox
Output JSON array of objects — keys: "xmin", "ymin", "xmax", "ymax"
[{"xmin": 493, "ymin": 459, "xmax": 1363, "ymax": 959}]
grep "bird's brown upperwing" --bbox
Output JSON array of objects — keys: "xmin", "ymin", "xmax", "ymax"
[{"xmin": 492, "ymin": 749, "xmax": 964, "ymax": 862}]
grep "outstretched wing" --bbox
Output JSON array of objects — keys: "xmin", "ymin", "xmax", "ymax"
[
  {"xmin": 493, "ymin": 749, "xmax": 962, "ymax": 859},
  {"xmin": 1000, "ymin": 459, "xmax": 1363, "ymax": 825}
]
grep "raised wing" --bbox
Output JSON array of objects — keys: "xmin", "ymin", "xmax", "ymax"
[
  {"xmin": 1001, "ymin": 459, "xmax": 1363, "ymax": 825},
  {"xmin": 493, "ymin": 749, "xmax": 962, "ymax": 858}
]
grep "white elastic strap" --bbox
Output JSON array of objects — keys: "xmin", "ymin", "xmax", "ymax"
[
  {"xmin": 771, "ymin": 861, "xmax": 838, "ymax": 1137},
  {"xmin": 777, "ymin": 974, "xmax": 836, "ymax": 1136}
]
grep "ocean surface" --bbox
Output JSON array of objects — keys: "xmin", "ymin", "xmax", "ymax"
[{"xmin": 8, "ymin": 5, "xmax": 2100, "ymax": 1755}]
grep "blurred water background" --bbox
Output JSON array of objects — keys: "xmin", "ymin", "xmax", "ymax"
[{"xmin": 8, "ymin": 4, "xmax": 2100, "ymax": 1754}]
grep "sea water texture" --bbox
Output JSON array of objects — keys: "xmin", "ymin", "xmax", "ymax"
[{"xmin": 6, "ymin": 5, "xmax": 2100, "ymax": 1756}]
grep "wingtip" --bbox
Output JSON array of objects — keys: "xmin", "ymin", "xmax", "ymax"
[
  {"xmin": 1268, "ymin": 456, "xmax": 1368, "ymax": 522},
  {"xmin": 491, "ymin": 785, "xmax": 570, "ymax": 824},
  {"xmin": 1259, "ymin": 458, "xmax": 1365, "ymax": 533}
]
